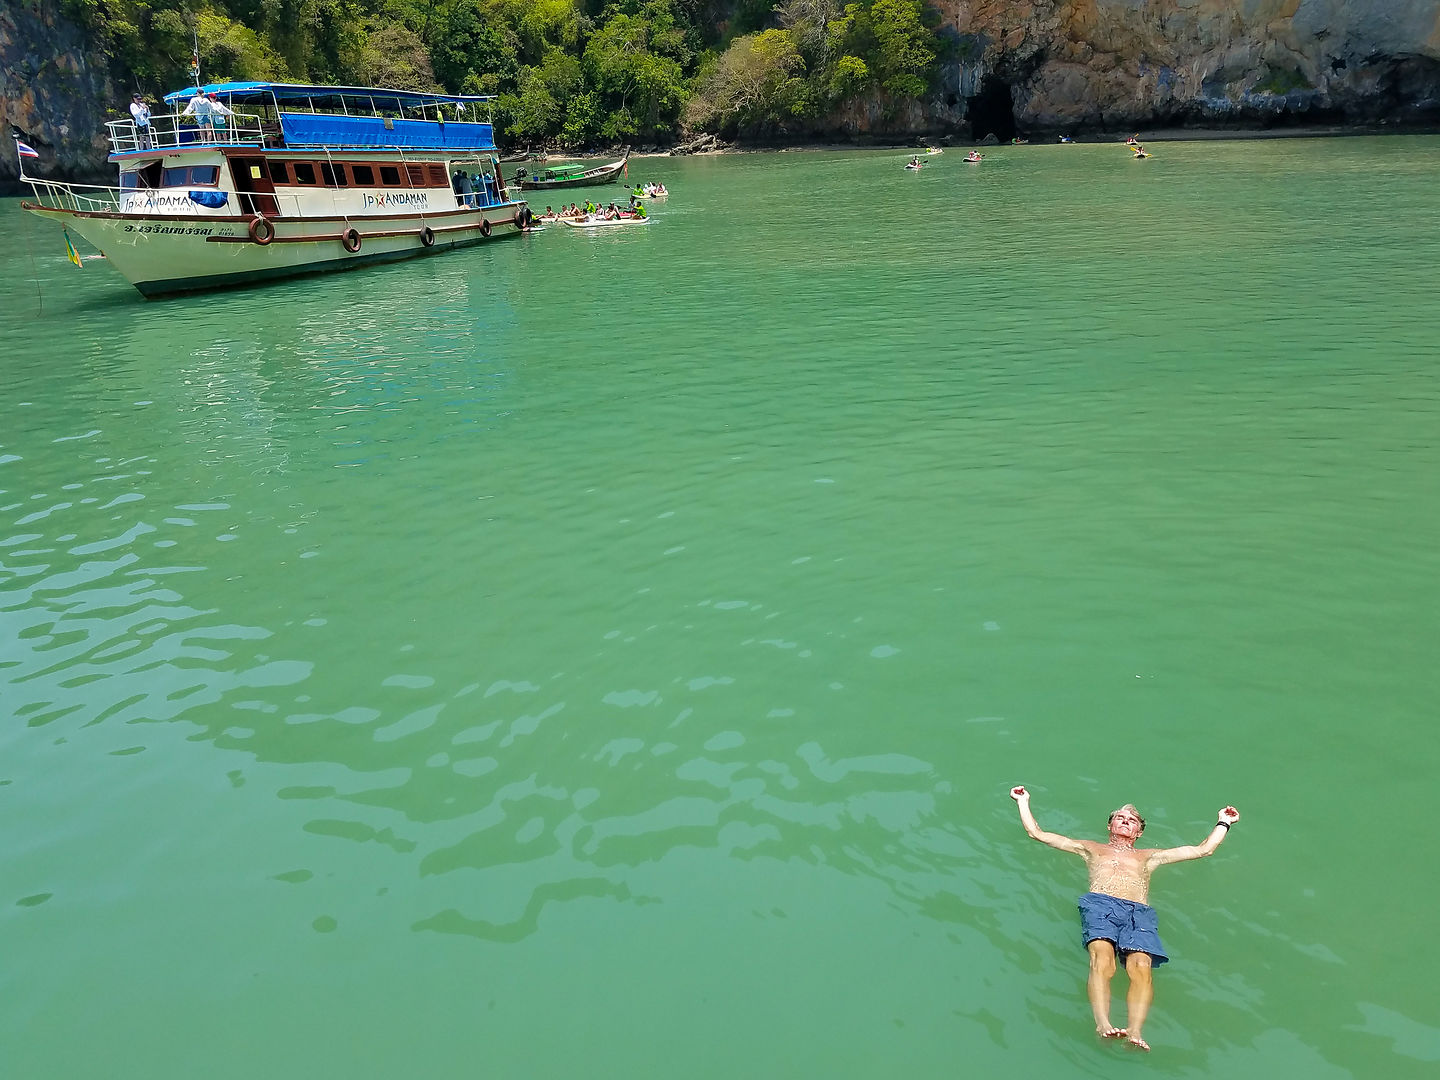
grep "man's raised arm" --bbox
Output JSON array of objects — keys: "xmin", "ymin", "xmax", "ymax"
[
  {"xmin": 1146, "ymin": 806, "xmax": 1241, "ymax": 869},
  {"xmin": 1009, "ymin": 786, "xmax": 1089, "ymax": 855}
]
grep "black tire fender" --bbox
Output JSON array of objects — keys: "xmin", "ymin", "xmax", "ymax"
[
  {"xmin": 341, "ymin": 227, "xmax": 362, "ymax": 253},
  {"xmin": 419, "ymin": 226, "xmax": 435, "ymax": 248},
  {"xmin": 479, "ymin": 218, "xmax": 491, "ymax": 238},
  {"xmin": 248, "ymin": 215, "xmax": 274, "ymax": 245}
]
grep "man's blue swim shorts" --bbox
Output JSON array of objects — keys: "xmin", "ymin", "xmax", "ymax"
[{"xmin": 1077, "ymin": 892, "xmax": 1170, "ymax": 965}]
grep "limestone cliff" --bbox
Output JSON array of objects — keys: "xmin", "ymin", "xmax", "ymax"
[
  {"xmin": 937, "ymin": 0, "xmax": 1440, "ymax": 138},
  {"xmin": 1, "ymin": 2, "xmax": 118, "ymax": 186}
]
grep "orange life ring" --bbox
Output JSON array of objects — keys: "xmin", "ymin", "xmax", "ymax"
[
  {"xmin": 341, "ymin": 227, "xmax": 361, "ymax": 253},
  {"xmin": 419, "ymin": 226, "xmax": 435, "ymax": 247},
  {"xmin": 479, "ymin": 219, "xmax": 491, "ymax": 238},
  {"xmin": 248, "ymin": 215, "xmax": 274, "ymax": 245}
]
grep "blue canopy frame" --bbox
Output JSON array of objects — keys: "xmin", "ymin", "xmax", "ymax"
[{"xmin": 162, "ymin": 82, "xmax": 495, "ymax": 107}]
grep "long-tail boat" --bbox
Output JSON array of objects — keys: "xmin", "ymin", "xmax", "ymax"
[{"xmin": 513, "ymin": 151, "xmax": 628, "ymax": 191}]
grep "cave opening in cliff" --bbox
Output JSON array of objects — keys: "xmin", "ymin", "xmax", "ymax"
[{"xmin": 967, "ymin": 78, "xmax": 1017, "ymax": 142}]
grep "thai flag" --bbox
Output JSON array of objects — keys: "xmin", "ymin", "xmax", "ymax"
[{"xmin": 15, "ymin": 138, "xmax": 39, "ymax": 159}]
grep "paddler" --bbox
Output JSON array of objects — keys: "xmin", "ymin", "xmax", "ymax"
[{"xmin": 1008, "ymin": 786, "xmax": 1240, "ymax": 1051}]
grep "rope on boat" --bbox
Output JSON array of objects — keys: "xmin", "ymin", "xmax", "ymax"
[
  {"xmin": 320, "ymin": 144, "xmax": 347, "ymax": 234},
  {"xmin": 19, "ymin": 198, "xmax": 44, "ymax": 316}
]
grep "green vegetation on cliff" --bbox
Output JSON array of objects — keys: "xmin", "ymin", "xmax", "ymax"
[{"xmin": 63, "ymin": 0, "xmax": 952, "ymax": 146}]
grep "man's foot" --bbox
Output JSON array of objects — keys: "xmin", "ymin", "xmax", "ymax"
[
  {"xmin": 1126, "ymin": 1035, "xmax": 1151, "ymax": 1052},
  {"xmin": 1096, "ymin": 1026, "xmax": 1127, "ymax": 1039}
]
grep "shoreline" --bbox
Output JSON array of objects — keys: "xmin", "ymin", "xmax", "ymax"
[
  {"xmin": 623, "ymin": 124, "xmax": 1440, "ymax": 158},
  {"xmin": 4, "ymin": 124, "xmax": 1435, "ymax": 193}
]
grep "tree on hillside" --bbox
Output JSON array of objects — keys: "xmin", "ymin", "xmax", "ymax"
[
  {"xmin": 686, "ymin": 29, "xmax": 807, "ymax": 135},
  {"xmin": 583, "ymin": 3, "xmax": 692, "ymax": 137},
  {"xmin": 865, "ymin": 0, "xmax": 935, "ymax": 98},
  {"xmin": 777, "ymin": 0, "xmax": 839, "ymax": 70},
  {"xmin": 352, "ymin": 19, "xmax": 441, "ymax": 92},
  {"xmin": 427, "ymin": 1, "xmax": 522, "ymax": 93},
  {"xmin": 505, "ymin": 46, "xmax": 586, "ymax": 142}
]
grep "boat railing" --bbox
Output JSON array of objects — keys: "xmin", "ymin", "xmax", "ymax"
[
  {"xmin": 107, "ymin": 112, "xmax": 267, "ymax": 155},
  {"xmin": 23, "ymin": 176, "xmax": 124, "ymax": 214},
  {"xmin": 24, "ymin": 175, "xmax": 511, "ymax": 219}
]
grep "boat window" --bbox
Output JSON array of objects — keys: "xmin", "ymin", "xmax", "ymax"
[
  {"xmin": 320, "ymin": 162, "xmax": 348, "ymax": 187},
  {"xmin": 350, "ymin": 164, "xmax": 375, "ymax": 186},
  {"xmin": 267, "ymin": 161, "xmax": 290, "ymax": 184},
  {"xmin": 293, "ymin": 162, "xmax": 317, "ymax": 185},
  {"xmin": 379, "ymin": 165, "xmax": 401, "ymax": 186},
  {"xmin": 160, "ymin": 165, "xmax": 219, "ymax": 187},
  {"xmin": 405, "ymin": 165, "xmax": 426, "ymax": 187},
  {"xmin": 120, "ymin": 170, "xmax": 148, "ymax": 190},
  {"xmin": 427, "ymin": 165, "xmax": 447, "ymax": 187}
]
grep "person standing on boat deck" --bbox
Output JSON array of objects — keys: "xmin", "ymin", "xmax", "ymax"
[
  {"xmin": 182, "ymin": 91, "xmax": 213, "ymax": 136},
  {"xmin": 1008, "ymin": 786, "xmax": 1239, "ymax": 1052},
  {"xmin": 129, "ymin": 94, "xmax": 152, "ymax": 150},
  {"xmin": 207, "ymin": 93, "xmax": 233, "ymax": 134}
]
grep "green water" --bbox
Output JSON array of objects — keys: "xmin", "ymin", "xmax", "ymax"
[{"xmin": 2, "ymin": 137, "xmax": 1439, "ymax": 1077}]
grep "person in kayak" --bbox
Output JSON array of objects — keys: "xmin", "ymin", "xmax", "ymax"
[{"xmin": 1008, "ymin": 786, "xmax": 1240, "ymax": 1051}]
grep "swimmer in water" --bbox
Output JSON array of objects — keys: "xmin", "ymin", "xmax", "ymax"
[{"xmin": 1008, "ymin": 786, "xmax": 1240, "ymax": 1051}]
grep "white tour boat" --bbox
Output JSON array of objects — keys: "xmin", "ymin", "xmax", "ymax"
[{"xmin": 19, "ymin": 81, "xmax": 532, "ymax": 297}]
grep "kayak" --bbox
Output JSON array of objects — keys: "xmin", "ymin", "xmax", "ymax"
[
  {"xmin": 904, "ymin": 163, "xmax": 924, "ymax": 170},
  {"xmin": 964, "ymin": 156, "xmax": 983, "ymax": 163},
  {"xmin": 562, "ymin": 216, "xmax": 650, "ymax": 227}
]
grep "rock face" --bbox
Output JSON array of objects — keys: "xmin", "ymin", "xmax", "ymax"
[
  {"xmin": 1, "ymin": 2, "xmax": 118, "ymax": 186},
  {"xmin": 938, "ymin": 0, "xmax": 1440, "ymax": 137}
]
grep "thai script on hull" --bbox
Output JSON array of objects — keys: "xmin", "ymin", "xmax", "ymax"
[{"xmin": 123, "ymin": 224, "xmax": 215, "ymax": 235}]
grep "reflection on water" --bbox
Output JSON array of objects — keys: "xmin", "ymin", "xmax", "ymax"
[{"xmin": 3, "ymin": 137, "xmax": 1440, "ymax": 1077}]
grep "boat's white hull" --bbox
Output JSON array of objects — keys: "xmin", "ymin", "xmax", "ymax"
[{"xmin": 23, "ymin": 203, "xmax": 528, "ymax": 297}]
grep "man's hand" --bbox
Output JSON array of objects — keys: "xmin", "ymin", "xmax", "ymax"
[
  {"xmin": 1010, "ymin": 785, "xmax": 1029, "ymax": 802},
  {"xmin": 1218, "ymin": 806, "xmax": 1240, "ymax": 825}
]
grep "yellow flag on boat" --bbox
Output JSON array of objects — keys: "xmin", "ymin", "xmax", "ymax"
[{"xmin": 64, "ymin": 230, "xmax": 83, "ymax": 269}]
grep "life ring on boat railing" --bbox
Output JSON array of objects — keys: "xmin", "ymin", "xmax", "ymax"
[
  {"xmin": 479, "ymin": 218, "xmax": 491, "ymax": 238},
  {"xmin": 341, "ymin": 227, "xmax": 362, "ymax": 253},
  {"xmin": 419, "ymin": 226, "xmax": 435, "ymax": 248},
  {"xmin": 247, "ymin": 215, "xmax": 274, "ymax": 245}
]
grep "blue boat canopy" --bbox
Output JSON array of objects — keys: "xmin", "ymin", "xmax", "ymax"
[
  {"xmin": 162, "ymin": 82, "xmax": 495, "ymax": 106},
  {"xmin": 160, "ymin": 82, "xmax": 498, "ymax": 151}
]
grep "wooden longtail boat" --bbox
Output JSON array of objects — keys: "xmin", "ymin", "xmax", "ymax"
[{"xmin": 514, "ymin": 151, "xmax": 628, "ymax": 191}]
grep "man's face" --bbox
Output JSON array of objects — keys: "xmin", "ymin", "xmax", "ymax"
[{"xmin": 1108, "ymin": 806, "xmax": 1144, "ymax": 840}]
